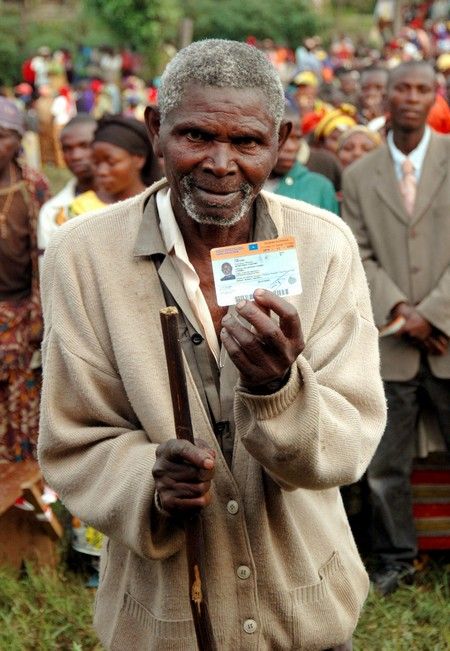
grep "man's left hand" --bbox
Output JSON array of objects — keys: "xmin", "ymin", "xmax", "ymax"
[{"xmin": 220, "ymin": 289, "xmax": 304, "ymax": 394}]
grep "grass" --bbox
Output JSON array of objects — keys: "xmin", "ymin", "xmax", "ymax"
[
  {"xmin": 1, "ymin": 555, "xmax": 449, "ymax": 650},
  {"xmin": 354, "ymin": 556, "xmax": 450, "ymax": 650},
  {"xmin": 0, "ymin": 565, "xmax": 102, "ymax": 651}
]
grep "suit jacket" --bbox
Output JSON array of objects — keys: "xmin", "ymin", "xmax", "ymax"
[{"xmin": 342, "ymin": 132, "xmax": 450, "ymax": 381}]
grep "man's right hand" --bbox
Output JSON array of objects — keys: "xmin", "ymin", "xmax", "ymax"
[{"xmin": 152, "ymin": 439, "xmax": 216, "ymax": 516}]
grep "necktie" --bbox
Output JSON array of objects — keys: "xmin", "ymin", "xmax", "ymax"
[{"xmin": 399, "ymin": 158, "xmax": 416, "ymax": 216}]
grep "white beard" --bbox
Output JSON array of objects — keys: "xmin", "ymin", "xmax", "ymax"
[{"xmin": 180, "ymin": 176, "xmax": 254, "ymax": 228}]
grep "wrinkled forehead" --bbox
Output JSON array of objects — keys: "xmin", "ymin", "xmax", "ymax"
[{"xmin": 163, "ymin": 82, "xmax": 274, "ymax": 129}]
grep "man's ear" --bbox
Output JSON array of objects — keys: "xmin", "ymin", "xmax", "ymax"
[
  {"xmin": 144, "ymin": 105, "xmax": 162, "ymax": 157},
  {"xmin": 277, "ymin": 120, "xmax": 292, "ymax": 152}
]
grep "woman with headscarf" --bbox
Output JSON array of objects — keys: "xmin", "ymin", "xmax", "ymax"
[
  {"xmin": 0, "ymin": 97, "xmax": 50, "ymax": 461},
  {"xmin": 337, "ymin": 125, "xmax": 382, "ymax": 169},
  {"xmin": 312, "ymin": 104, "xmax": 357, "ymax": 155},
  {"xmin": 69, "ymin": 114, "xmax": 161, "ymax": 216}
]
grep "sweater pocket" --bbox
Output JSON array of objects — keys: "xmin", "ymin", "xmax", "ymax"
[
  {"xmin": 111, "ymin": 592, "xmax": 197, "ymax": 651},
  {"xmin": 271, "ymin": 551, "xmax": 366, "ymax": 651}
]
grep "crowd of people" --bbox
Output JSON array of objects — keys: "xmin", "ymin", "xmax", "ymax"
[{"xmin": 0, "ymin": 2, "xmax": 449, "ymax": 647}]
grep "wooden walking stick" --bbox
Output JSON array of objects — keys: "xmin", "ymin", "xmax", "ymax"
[{"xmin": 160, "ymin": 307, "xmax": 217, "ymax": 651}]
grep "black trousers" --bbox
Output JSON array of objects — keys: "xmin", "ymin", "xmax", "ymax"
[{"xmin": 367, "ymin": 359, "xmax": 450, "ymax": 563}]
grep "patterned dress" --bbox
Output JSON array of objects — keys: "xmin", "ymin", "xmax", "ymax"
[{"xmin": 0, "ymin": 161, "xmax": 50, "ymax": 461}]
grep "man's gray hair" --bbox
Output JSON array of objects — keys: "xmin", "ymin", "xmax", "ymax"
[{"xmin": 158, "ymin": 39, "xmax": 285, "ymax": 129}]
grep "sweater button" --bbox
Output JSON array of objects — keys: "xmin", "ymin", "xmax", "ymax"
[
  {"xmin": 191, "ymin": 333, "xmax": 203, "ymax": 345},
  {"xmin": 237, "ymin": 565, "xmax": 251, "ymax": 580},
  {"xmin": 226, "ymin": 500, "xmax": 239, "ymax": 514},
  {"xmin": 243, "ymin": 619, "xmax": 257, "ymax": 634},
  {"xmin": 285, "ymin": 177, "xmax": 294, "ymax": 186}
]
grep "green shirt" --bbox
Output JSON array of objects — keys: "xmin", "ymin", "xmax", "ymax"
[{"xmin": 274, "ymin": 161, "xmax": 340, "ymax": 215}]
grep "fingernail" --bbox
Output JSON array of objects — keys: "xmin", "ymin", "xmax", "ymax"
[
  {"xmin": 236, "ymin": 300, "xmax": 246, "ymax": 310},
  {"xmin": 220, "ymin": 328, "xmax": 228, "ymax": 337},
  {"xmin": 254, "ymin": 289, "xmax": 265, "ymax": 298},
  {"xmin": 222, "ymin": 313, "xmax": 231, "ymax": 322},
  {"xmin": 204, "ymin": 458, "xmax": 214, "ymax": 469}
]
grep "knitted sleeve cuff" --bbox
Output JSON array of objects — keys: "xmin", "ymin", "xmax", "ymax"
[{"xmin": 235, "ymin": 362, "xmax": 303, "ymax": 421}]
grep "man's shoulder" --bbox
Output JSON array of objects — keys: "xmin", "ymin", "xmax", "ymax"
[
  {"xmin": 344, "ymin": 143, "xmax": 388, "ymax": 180},
  {"xmin": 429, "ymin": 131, "xmax": 450, "ymax": 154},
  {"xmin": 262, "ymin": 190, "xmax": 353, "ymax": 250}
]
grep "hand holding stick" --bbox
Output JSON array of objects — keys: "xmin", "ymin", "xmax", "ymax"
[{"xmin": 159, "ymin": 307, "xmax": 217, "ymax": 651}]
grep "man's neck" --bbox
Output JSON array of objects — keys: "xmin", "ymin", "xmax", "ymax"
[
  {"xmin": 75, "ymin": 177, "xmax": 95, "ymax": 196},
  {"xmin": 392, "ymin": 125, "xmax": 426, "ymax": 156}
]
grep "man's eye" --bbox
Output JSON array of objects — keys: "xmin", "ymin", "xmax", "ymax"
[
  {"xmin": 235, "ymin": 137, "xmax": 258, "ymax": 148},
  {"xmin": 186, "ymin": 130, "xmax": 207, "ymax": 142}
]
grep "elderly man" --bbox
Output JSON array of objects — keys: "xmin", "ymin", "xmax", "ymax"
[
  {"xmin": 39, "ymin": 40, "xmax": 385, "ymax": 650},
  {"xmin": 342, "ymin": 61, "xmax": 450, "ymax": 596}
]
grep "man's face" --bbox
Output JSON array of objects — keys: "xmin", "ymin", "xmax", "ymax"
[
  {"xmin": 149, "ymin": 84, "xmax": 283, "ymax": 228},
  {"xmin": 360, "ymin": 71, "xmax": 387, "ymax": 111},
  {"xmin": 61, "ymin": 123, "xmax": 96, "ymax": 181},
  {"xmin": 387, "ymin": 66, "xmax": 436, "ymax": 132},
  {"xmin": 274, "ymin": 121, "xmax": 301, "ymax": 176},
  {"xmin": 340, "ymin": 73, "xmax": 358, "ymax": 96}
]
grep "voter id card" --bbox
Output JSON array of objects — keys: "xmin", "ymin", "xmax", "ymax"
[{"xmin": 211, "ymin": 236, "xmax": 302, "ymax": 307}]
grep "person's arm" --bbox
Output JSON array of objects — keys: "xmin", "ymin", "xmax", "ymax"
[
  {"xmin": 38, "ymin": 230, "xmax": 185, "ymax": 560},
  {"xmin": 231, "ymin": 230, "xmax": 386, "ymax": 491},
  {"xmin": 342, "ymin": 170, "xmax": 407, "ymax": 326},
  {"xmin": 416, "ymin": 266, "xmax": 450, "ymax": 338}
]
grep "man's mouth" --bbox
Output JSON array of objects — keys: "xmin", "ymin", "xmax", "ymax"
[
  {"xmin": 194, "ymin": 185, "xmax": 240, "ymax": 204},
  {"xmin": 71, "ymin": 164, "xmax": 90, "ymax": 174},
  {"xmin": 400, "ymin": 109, "xmax": 421, "ymax": 118}
]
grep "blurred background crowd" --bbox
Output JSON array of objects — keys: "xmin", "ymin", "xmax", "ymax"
[{"xmin": 0, "ymin": 0, "xmax": 450, "ymax": 609}]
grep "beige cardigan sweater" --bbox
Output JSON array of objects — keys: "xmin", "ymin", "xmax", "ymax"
[{"xmin": 38, "ymin": 182, "xmax": 386, "ymax": 651}]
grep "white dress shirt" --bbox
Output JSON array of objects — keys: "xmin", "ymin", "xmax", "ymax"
[
  {"xmin": 156, "ymin": 188, "xmax": 221, "ymax": 364},
  {"xmin": 387, "ymin": 125, "xmax": 431, "ymax": 182}
]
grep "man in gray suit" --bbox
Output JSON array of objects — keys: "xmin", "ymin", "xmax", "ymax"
[{"xmin": 342, "ymin": 61, "xmax": 450, "ymax": 595}]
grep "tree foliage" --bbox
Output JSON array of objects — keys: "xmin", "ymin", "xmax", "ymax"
[
  {"xmin": 83, "ymin": 0, "xmax": 182, "ymax": 71},
  {"xmin": 184, "ymin": 0, "xmax": 323, "ymax": 47},
  {"xmin": 82, "ymin": 0, "xmax": 324, "ymax": 73},
  {"xmin": 0, "ymin": 3, "xmax": 23, "ymax": 86}
]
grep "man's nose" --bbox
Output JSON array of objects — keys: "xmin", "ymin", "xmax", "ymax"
[
  {"xmin": 71, "ymin": 148, "xmax": 84, "ymax": 160},
  {"xmin": 202, "ymin": 142, "xmax": 236, "ymax": 176},
  {"xmin": 406, "ymin": 88, "xmax": 420, "ymax": 102}
]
